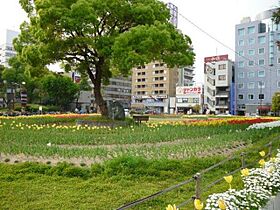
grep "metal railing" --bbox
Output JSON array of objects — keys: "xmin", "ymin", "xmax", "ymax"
[{"xmin": 116, "ymin": 137, "xmax": 278, "ymax": 210}]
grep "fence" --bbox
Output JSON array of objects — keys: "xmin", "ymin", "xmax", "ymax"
[{"xmin": 116, "ymin": 136, "xmax": 278, "ymax": 210}]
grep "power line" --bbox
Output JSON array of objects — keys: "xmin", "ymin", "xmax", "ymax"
[{"xmin": 178, "ymin": 12, "xmax": 276, "ymax": 73}]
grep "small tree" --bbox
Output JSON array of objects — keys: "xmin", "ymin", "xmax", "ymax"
[
  {"xmin": 193, "ymin": 104, "xmax": 201, "ymax": 114},
  {"xmin": 272, "ymin": 92, "xmax": 280, "ymax": 116},
  {"xmin": 42, "ymin": 75, "xmax": 79, "ymax": 110}
]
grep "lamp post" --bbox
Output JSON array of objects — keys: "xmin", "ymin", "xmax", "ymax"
[{"xmin": 259, "ymin": 81, "xmax": 263, "ymax": 116}]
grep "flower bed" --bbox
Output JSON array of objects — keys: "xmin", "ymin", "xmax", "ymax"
[
  {"xmin": 166, "ymin": 150, "xmax": 280, "ymax": 210},
  {"xmin": 204, "ymin": 151, "xmax": 280, "ymax": 210},
  {"xmin": 247, "ymin": 120, "xmax": 280, "ymax": 130}
]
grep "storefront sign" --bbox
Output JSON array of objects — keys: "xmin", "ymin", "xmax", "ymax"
[
  {"xmin": 204, "ymin": 55, "xmax": 228, "ymax": 63},
  {"xmin": 176, "ymin": 86, "xmax": 202, "ymax": 95}
]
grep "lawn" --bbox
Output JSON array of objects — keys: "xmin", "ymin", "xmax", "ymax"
[{"xmin": 0, "ymin": 114, "xmax": 280, "ymax": 209}]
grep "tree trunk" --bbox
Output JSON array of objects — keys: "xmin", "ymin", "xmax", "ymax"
[{"xmin": 87, "ymin": 58, "xmax": 108, "ymax": 117}]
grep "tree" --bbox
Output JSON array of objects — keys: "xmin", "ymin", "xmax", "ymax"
[
  {"xmin": 193, "ymin": 104, "xmax": 201, "ymax": 114},
  {"xmin": 15, "ymin": 0, "xmax": 195, "ymax": 116},
  {"xmin": 2, "ymin": 56, "xmax": 50, "ymax": 104},
  {"xmin": 272, "ymin": 92, "xmax": 280, "ymax": 116},
  {"xmin": 42, "ymin": 75, "xmax": 79, "ymax": 110}
]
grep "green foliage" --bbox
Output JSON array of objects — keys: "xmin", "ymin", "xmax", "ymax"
[
  {"xmin": 273, "ymin": 8, "xmax": 280, "ymax": 24},
  {"xmin": 192, "ymin": 104, "xmax": 201, "ymax": 114},
  {"xmin": 15, "ymin": 0, "xmax": 195, "ymax": 116},
  {"xmin": 272, "ymin": 92, "xmax": 280, "ymax": 114},
  {"xmin": 42, "ymin": 74, "xmax": 79, "ymax": 110}
]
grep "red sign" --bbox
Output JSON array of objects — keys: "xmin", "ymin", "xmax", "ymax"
[
  {"xmin": 176, "ymin": 86, "xmax": 202, "ymax": 95},
  {"xmin": 204, "ymin": 55, "xmax": 228, "ymax": 63}
]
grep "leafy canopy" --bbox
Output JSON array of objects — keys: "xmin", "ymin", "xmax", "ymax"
[{"xmin": 16, "ymin": 0, "xmax": 195, "ymax": 81}]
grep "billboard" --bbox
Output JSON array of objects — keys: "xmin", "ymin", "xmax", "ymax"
[
  {"xmin": 176, "ymin": 86, "xmax": 202, "ymax": 95},
  {"xmin": 204, "ymin": 55, "xmax": 228, "ymax": 63}
]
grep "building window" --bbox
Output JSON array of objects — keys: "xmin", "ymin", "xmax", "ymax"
[
  {"xmin": 238, "ymin": 61, "xmax": 244, "ymax": 68},
  {"xmin": 258, "ymin": 59, "xmax": 265, "ymax": 66},
  {"xmin": 248, "ymin": 82, "xmax": 255, "ymax": 89},
  {"xmin": 238, "ymin": 72, "xmax": 244, "ymax": 78},
  {"xmin": 247, "ymin": 72, "xmax": 255, "ymax": 78},
  {"xmin": 258, "ymin": 81, "xmax": 265, "ymax": 88},
  {"xmin": 137, "ymin": 72, "xmax": 146, "ymax": 76},
  {"xmin": 137, "ymin": 65, "xmax": 146, "ymax": 69},
  {"xmin": 218, "ymin": 64, "xmax": 226, "ymax": 70},
  {"xmin": 238, "ymin": 51, "xmax": 244, "ymax": 56},
  {"xmin": 278, "ymin": 81, "xmax": 280, "ymax": 88},
  {"xmin": 258, "ymin": 36, "xmax": 266, "ymax": 44},
  {"xmin": 248, "ymin": 94, "xmax": 254, "ymax": 100},
  {"xmin": 238, "ymin": 94, "xmax": 244, "ymax": 100},
  {"xmin": 248, "ymin": 26, "xmax": 255, "ymax": 34},
  {"xmin": 259, "ymin": 94, "xmax": 265, "ymax": 100},
  {"xmin": 248, "ymin": 38, "xmax": 255, "ymax": 45},
  {"xmin": 248, "ymin": 49, "xmax": 255, "ymax": 56},
  {"xmin": 248, "ymin": 60, "xmax": 254, "ymax": 66},
  {"xmin": 278, "ymin": 58, "xmax": 280, "ymax": 64},
  {"xmin": 258, "ymin": 70, "xmax": 265, "ymax": 77},
  {"xmin": 238, "ymin": 28, "xmax": 245, "ymax": 36},
  {"xmin": 258, "ymin": 48, "xmax": 265, "ymax": 54},
  {"xmin": 238, "ymin": 83, "xmax": 244, "ymax": 89},
  {"xmin": 218, "ymin": 75, "xmax": 226, "ymax": 80},
  {"xmin": 137, "ymin": 78, "xmax": 146, "ymax": 82},
  {"xmin": 238, "ymin": 40, "xmax": 244, "ymax": 46}
]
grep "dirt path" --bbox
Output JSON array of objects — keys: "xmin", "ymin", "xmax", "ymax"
[{"xmin": 0, "ymin": 140, "xmax": 247, "ymax": 166}]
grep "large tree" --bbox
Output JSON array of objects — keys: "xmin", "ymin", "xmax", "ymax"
[{"xmin": 15, "ymin": 0, "xmax": 195, "ymax": 116}]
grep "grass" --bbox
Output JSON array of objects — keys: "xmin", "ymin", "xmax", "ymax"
[{"xmin": 0, "ymin": 115, "xmax": 280, "ymax": 209}]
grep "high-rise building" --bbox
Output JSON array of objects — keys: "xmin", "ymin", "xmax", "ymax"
[
  {"xmin": 204, "ymin": 55, "xmax": 234, "ymax": 114},
  {"xmin": 235, "ymin": 9, "xmax": 280, "ymax": 115},
  {"xmin": 177, "ymin": 66, "xmax": 195, "ymax": 86},
  {"xmin": 0, "ymin": 29, "xmax": 19, "ymax": 67},
  {"xmin": 166, "ymin": 2, "xmax": 178, "ymax": 28},
  {"xmin": 131, "ymin": 62, "xmax": 178, "ymax": 113}
]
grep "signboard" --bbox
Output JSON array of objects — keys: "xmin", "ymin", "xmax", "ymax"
[
  {"xmin": 176, "ymin": 86, "xmax": 202, "ymax": 95},
  {"xmin": 204, "ymin": 54, "xmax": 228, "ymax": 63},
  {"xmin": 21, "ymin": 91, "xmax": 27, "ymax": 106}
]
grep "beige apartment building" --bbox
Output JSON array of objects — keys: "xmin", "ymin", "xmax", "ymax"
[{"xmin": 131, "ymin": 62, "xmax": 178, "ymax": 113}]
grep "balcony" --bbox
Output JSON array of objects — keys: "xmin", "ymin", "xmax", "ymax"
[{"xmin": 215, "ymin": 91, "xmax": 229, "ymax": 98}]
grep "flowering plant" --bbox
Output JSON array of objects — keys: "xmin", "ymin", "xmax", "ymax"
[{"xmin": 205, "ymin": 150, "xmax": 280, "ymax": 210}]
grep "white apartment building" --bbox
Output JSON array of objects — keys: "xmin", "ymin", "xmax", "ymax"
[
  {"xmin": 204, "ymin": 55, "xmax": 234, "ymax": 114},
  {"xmin": 0, "ymin": 29, "xmax": 19, "ymax": 67}
]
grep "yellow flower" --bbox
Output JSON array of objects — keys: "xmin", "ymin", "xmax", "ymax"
[
  {"xmin": 218, "ymin": 199, "xmax": 227, "ymax": 210},
  {"xmin": 270, "ymin": 157, "xmax": 276, "ymax": 163},
  {"xmin": 259, "ymin": 159, "xmax": 265, "ymax": 167},
  {"xmin": 241, "ymin": 168, "xmax": 249, "ymax": 177},
  {"xmin": 224, "ymin": 175, "xmax": 233, "ymax": 189},
  {"xmin": 194, "ymin": 199, "xmax": 203, "ymax": 210},
  {"xmin": 166, "ymin": 204, "xmax": 177, "ymax": 210},
  {"xmin": 259, "ymin": 151, "xmax": 266, "ymax": 157},
  {"xmin": 224, "ymin": 175, "xmax": 233, "ymax": 184}
]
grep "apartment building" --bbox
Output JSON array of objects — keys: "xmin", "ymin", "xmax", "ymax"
[
  {"xmin": 0, "ymin": 29, "xmax": 19, "ymax": 67},
  {"xmin": 204, "ymin": 55, "xmax": 234, "ymax": 114},
  {"xmin": 131, "ymin": 62, "xmax": 178, "ymax": 113},
  {"xmin": 102, "ymin": 77, "xmax": 132, "ymax": 109},
  {"xmin": 235, "ymin": 9, "xmax": 280, "ymax": 115},
  {"xmin": 177, "ymin": 66, "xmax": 195, "ymax": 86}
]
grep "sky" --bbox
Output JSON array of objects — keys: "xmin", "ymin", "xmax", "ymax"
[{"xmin": 0, "ymin": 0, "xmax": 279, "ymax": 83}]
